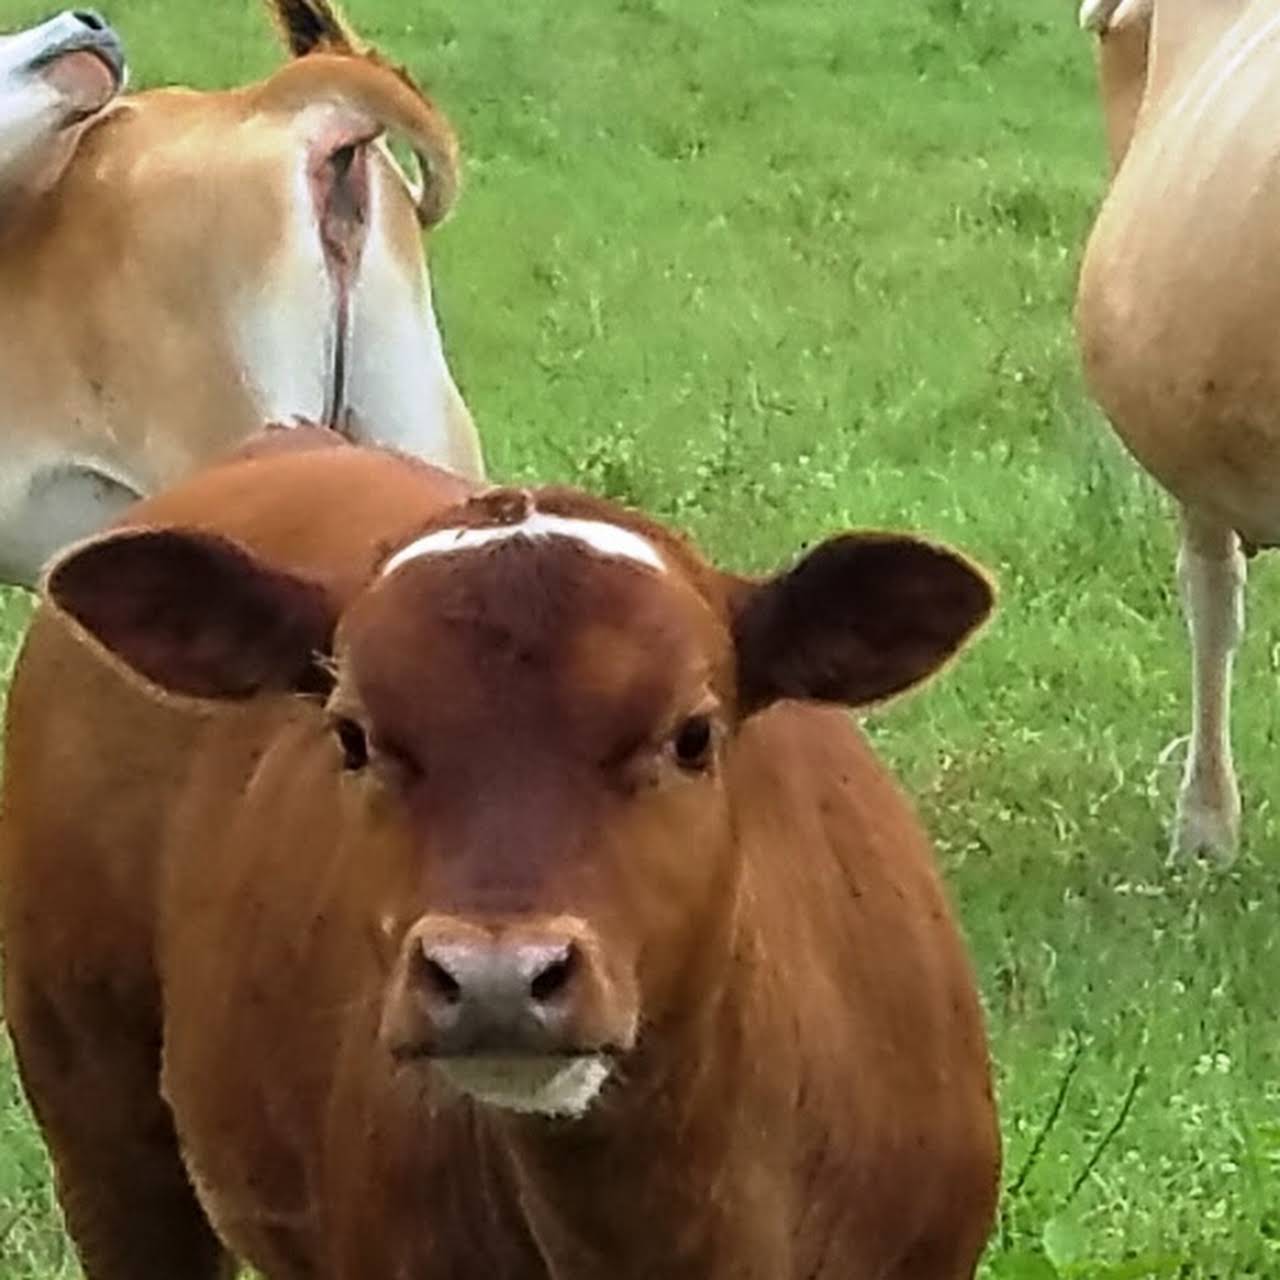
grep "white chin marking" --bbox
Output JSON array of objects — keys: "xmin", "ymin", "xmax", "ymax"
[
  {"xmin": 381, "ymin": 508, "xmax": 666, "ymax": 577},
  {"xmin": 436, "ymin": 1055, "xmax": 611, "ymax": 1118}
]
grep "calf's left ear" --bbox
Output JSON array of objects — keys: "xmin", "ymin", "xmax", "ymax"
[
  {"xmin": 730, "ymin": 532, "xmax": 995, "ymax": 715},
  {"xmin": 44, "ymin": 527, "xmax": 337, "ymax": 701}
]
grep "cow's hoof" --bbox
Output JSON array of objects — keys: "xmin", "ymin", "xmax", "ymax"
[{"xmin": 1169, "ymin": 796, "xmax": 1239, "ymax": 865}]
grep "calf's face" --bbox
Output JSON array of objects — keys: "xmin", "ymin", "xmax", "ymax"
[
  {"xmin": 340, "ymin": 504, "xmax": 741, "ymax": 1111},
  {"xmin": 45, "ymin": 486, "xmax": 994, "ymax": 1118}
]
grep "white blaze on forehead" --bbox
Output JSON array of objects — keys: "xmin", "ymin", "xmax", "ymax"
[{"xmin": 381, "ymin": 508, "xmax": 667, "ymax": 577}]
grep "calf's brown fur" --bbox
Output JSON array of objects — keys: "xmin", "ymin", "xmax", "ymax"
[{"xmin": 1, "ymin": 432, "xmax": 1000, "ymax": 1279}]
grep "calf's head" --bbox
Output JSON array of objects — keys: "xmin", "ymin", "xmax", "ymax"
[
  {"xmin": 45, "ymin": 486, "xmax": 994, "ymax": 1118},
  {"xmin": 0, "ymin": 10, "xmax": 125, "ymax": 202}
]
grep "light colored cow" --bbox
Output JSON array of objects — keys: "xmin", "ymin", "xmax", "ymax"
[
  {"xmin": 0, "ymin": 0, "xmax": 481, "ymax": 588},
  {"xmin": 1076, "ymin": 0, "xmax": 1279, "ymax": 860}
]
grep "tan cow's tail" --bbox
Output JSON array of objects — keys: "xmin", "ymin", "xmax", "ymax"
[
  {"xmin": 251, "ymin": 52, "xmax": 460, "ymax": 228},
  {"xmin": 266, "ymin": 0, "xmax": 360, "ymax": 56}
]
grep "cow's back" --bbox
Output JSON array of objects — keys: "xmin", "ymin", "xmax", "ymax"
[{"xmin": 105, "ymin": 432, "xmax": 474, "ymax": 592}]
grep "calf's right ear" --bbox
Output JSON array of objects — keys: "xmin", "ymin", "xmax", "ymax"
[{"xmin": 44, "ymin": 527, "xmax": 337, "ymax": 700}]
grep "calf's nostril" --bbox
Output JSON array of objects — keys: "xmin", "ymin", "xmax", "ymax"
[
  {"xmin": 72, "ymin": 9, "xmax": 108, "ymax": 31},
  {"xmin": 529, "ymin": 946, "xmax": 577, "ymax": 1003},
  {"xmin": 422, "ymin": 957, "xmax": 462, "ymax": 1006}
]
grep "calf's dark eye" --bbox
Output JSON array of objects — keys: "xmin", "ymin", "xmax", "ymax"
[
  {"xmin": 334, "ymin": 717, "xmax": 369, "ymax": 772},
  {"xmin": 672, "ymin": 715, "xmax": 714, "ymax": 772}
]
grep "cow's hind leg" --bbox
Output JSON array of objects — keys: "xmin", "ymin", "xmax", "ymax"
[
  {"xmin": 5, "ymin": 977, "xmax": 235, "ymax": 1280},
  {"xmin": 1171, "ymin": 506, "xmax": 1245, "ymax": 861}
]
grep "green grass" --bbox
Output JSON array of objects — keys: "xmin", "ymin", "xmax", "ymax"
[{"xmin": 1, "ymin": 0, "xmax": 1278, "ymax": 1275}]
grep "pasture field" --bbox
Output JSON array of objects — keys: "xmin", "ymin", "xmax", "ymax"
[{"xmin": 1, "ymin": 0, "xmax": 1277, "ymax": 1275}]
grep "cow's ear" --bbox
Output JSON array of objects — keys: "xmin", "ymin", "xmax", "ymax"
[
  {"xmin": 730, "ymin": 532, "xmax": 995, "ymax": 716},
  {"xmin": 44, "ymin": 527, "xmax": 337, "ymax": 700}
]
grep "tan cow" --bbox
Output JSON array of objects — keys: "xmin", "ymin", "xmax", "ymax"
[
  {"xmin": 1076, "ymin": 0, "xmax": 1279, "ymax": 859},
  {"xmin": 1, "ymin": 430, "xmax": 1000, "ymax": 1279},
  {"xmin": 0, "ymin": 0, "xmax": 481, "ymax": 588}
]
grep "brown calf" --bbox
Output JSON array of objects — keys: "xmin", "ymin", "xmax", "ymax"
[{"xmin": 1, "ymin": 433, "xmax": 1000, "ymax": 1279}]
